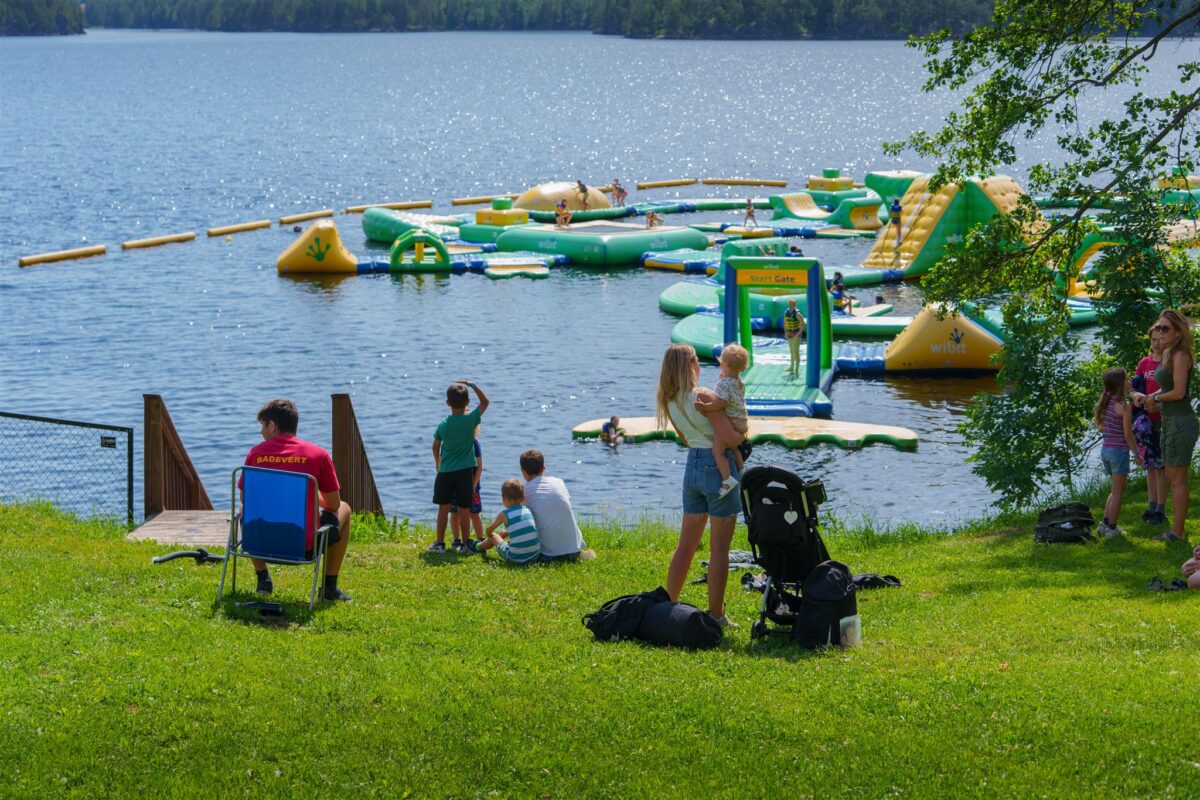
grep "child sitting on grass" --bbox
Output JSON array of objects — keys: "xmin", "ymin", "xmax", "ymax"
[
  {"xmin": 468, "ymin": 479, "xmax": 541, "ymax": 564},
  {"xmin": 430, "ymin": 380, "xmax": 488, "ymax": 553},
  {"xmin": 696, "ymin": 343, "xmax": 750, "ymax": 498}
]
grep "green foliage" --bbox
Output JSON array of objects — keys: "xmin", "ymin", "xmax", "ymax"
[
  {"xmin": 0, "ymin": 0, "xmax": 85, "ymax": 35},
  {"xmin": 6, "ymin": 500, "xmax": 1200, "ymax": 796},
  {"xmin": 891, "ymin": 1, "xmax": 1200, "ymax": 504}
]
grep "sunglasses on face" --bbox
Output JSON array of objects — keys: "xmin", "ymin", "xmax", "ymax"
[{"xmin": 1154, "ymin": 324, "xmax": 1173, "ymax": 333}]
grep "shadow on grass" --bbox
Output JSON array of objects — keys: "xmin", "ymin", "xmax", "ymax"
[
  {"xmin": 215, "ymin": 590, "xmax": 324, "ymax": 627},
  {"xmin": 937, "ymin": 526, "xmax": 1195, "ymax": 600},
  {"xmin": 418, "ymin": 549, "xmax": 473, "ymax": 567}
]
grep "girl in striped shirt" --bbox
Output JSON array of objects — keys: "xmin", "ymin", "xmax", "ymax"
[
  {"xmin": 470, "ymin": 478, "xmax": 541, "ymax": 564},
  {"xmin": 1094, "ymin": 367, "xmax": 1142, "ymax": 537}
]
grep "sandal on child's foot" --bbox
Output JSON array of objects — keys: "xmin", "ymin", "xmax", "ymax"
[
  {"xmin": 1154, "ymin": 531, "xmax": 1186, "ymax": 542},
  {"xmin": 718, "ymin": 477, "xmax": 739, "ymax": 499}
]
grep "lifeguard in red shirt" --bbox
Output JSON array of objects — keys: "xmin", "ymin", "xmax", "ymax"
[{"xmin": 243, "ymin": 399, "xmax": 353, "ymax": 601}]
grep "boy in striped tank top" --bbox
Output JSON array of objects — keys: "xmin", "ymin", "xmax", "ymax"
[
  {"xmin": 1094, "ymin": 367, "xmax": 1142, "ymax": 537},
  {"xmin": 469, "ymin": 478, "xmax": 541, "ymax": 564}
]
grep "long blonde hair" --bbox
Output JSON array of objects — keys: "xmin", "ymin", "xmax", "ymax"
[
  {"xmin": 656, "ymin": 344, "xmax": 697, "ymax": 430},
  {"xmin": 1158, "ymin": 308, "xmax": 1195, "ymax": 367}
]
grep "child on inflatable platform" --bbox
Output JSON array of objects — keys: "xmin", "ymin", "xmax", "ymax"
[
  {"xmin": 601, "ymin": 416, "xmax": 625, "ymax": 444},
  {"xmin": 695, "ymin": 344, "xmax": 750, "ymax": 498},
  {"xmin": 449, "ymin": 427, "xmax": 484, "ymax": 548},
  {"xmin": 645, "ymin": 211, "xmax": 663, "ymax": 229},
  {"xmin": 555, "ymin": 199, "xmax": 572, "ymax": 228},
  {"xmin": 743, "ymin": 198, "xmax": 757, "ymax": 228},
  {"xmin": 829, "ymin": 273, "xmax": 854, "ymax": 316},
  {"xmin": 784, "ymin": 298, "xmax": 805, "ymax": 378},
  {"xmin": 576, "ymin": 180, "xmax": 590, "ymax": 211},
  {"xmin": 467, "ymin": 479, "xmax": 541, "ymax": 564},
  {"xmin": 429, "ymin": 381, "xmax": 489, "ymax": 553},
  {"xmin": 611, "ymin": 179, "xmax": 627, "ymax": 207}
]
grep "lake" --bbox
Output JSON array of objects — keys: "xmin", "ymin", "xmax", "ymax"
[{"xmin": 1, "ymin": 30, "xmax": 1194, "ymax": 527}]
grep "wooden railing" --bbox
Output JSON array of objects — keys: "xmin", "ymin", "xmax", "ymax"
[
  {"xmin": 143, "ymin": 394, "xmax": 211, "ymax": 515},
  {"xmin": 331, "ymin": 394, "xmax": 383, "ymax": 516}
]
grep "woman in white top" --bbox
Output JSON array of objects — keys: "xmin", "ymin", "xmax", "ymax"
[{"xmin": 656, "ymin": 343, "xmax": 742, "ymax": 628}]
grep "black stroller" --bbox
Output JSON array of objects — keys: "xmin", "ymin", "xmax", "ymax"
[{"xmin": 740, "ymin": 465, "xmax": 833, "ymax": 640}]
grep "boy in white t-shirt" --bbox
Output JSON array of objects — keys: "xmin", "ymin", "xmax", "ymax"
[{"xmin": 519, "ymin": 449, "xmax": 587, "ymax": 562}]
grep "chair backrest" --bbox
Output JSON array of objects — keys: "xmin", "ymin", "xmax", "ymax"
[{"xmin": 239, "ymin": 466, "xmax": 317, "ymax": 562}]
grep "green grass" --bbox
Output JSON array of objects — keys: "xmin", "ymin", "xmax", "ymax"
[{"xmin": 3, "ymin": 484, "xmax": 1200, "ymax": 799}]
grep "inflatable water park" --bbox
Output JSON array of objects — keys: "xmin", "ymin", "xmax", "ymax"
[{"xmin": 22, "ymin": 164, "xmax": 1197, "ymax": 452}]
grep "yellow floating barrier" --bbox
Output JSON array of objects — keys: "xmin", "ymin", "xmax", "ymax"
[
  {"xmin": 279, "ymin": 209, "xmax": 334, "ymax": 225},
  {"xmin": 452, "ymin": 194, "xmax": 519, "ymax": 206},
  {"xmin": 206, "ymin": 220, "xmax": 271, "ymax": 237},
  {"xmin": 703, "ymin": 178, "xmax": 789, "ymax": 188},
  {"xmin": 637, "ymin": 179, "xmax": 698, "ymax": 190},
  {"xmin": 343, "ymin": 200, "xmax": 434, "ymax": 213},
  {"xmin": 121, "ymin": 232, "xmax": 196, "ymax": 250},
  {"xmin": 18, "ymin": 244, "xmax": 108, "ymax": 268}
]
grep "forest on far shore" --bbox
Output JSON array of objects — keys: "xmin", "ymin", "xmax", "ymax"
[
  {"xmin": 3, "ymin": 0, "xmax": 1190, "ymax": 39},
  {"xmin": 6, "ymin": 0, "xmax": 995, "ymax": 38}
]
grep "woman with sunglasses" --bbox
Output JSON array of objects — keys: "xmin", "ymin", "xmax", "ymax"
[
  {"xmin": 1142, "ymin": 309, "xmax": 1198, "ymax": 542},
  {"xmin": 656, "ymin": 343, "xmax": 742, "ymax": 629}
]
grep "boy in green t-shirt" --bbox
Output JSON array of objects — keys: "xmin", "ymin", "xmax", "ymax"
[{"xmin": 429, "ymin": 380, "xmax": 489, "ymax": 553}]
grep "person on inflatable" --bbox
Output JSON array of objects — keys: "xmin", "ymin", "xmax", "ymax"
[
  {"xmin": 576, "ymin": 180, "xmax": 590, "ymax": 211},
  {"xmin": 743, "ymin": 198, "xmax": 757, "ymax": 228},
  {"xmin": 645, "ymin": 210, "xmax": 664, "ymax": 229},
  {"xmin": 829, "ymin": 273, "xmax": 854, "ymax": 316},
  {"xmin": 890, "ymin": 197, "xmax": 903, "ymax": 245},
  {"xmin": 555, "ymin": 199, "xmax": 573, "ymax": 229},
  {"xmin": 611, "ymin": 179, "xmax": 627, "ymax": 207}
]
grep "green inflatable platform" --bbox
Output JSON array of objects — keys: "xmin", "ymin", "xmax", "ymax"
[{"xmin": 495, "ymin": 221, "xmax": 709, "ymax": 267}]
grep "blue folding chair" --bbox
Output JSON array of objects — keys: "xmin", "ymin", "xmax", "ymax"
[{"xmin": 217, "ymin": 466, "xmax": 336, "ymax": 610}]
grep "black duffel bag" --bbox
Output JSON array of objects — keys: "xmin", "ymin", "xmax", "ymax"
[
  {"xmin": 583, "ymin": 586, "xmax": 670, "ymax": 641},
  {"xmin": 636, "ymin": 601, "xmax": 723, "ymax": 649}
]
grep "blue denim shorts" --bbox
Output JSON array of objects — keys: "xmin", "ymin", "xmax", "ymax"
[
  {"xmin": 1100, "ymin": 447, "xmax": 1130, "ymax": 476},
  {"xmin": 682, "ymin": 448, "xmax": 742, "ymax": 518}
]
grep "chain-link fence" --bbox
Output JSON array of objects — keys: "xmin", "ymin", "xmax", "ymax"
[{"xmin": 0, "ymin": 411, "xmax": 133, "ymax": 524}]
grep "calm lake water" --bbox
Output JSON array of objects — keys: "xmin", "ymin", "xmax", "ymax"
[{"xmin": 2, "ymin": 30, "xmax": 1195, "ymax": 527}]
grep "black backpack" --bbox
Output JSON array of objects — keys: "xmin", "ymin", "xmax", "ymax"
[
  {"xmin": 792, "ymin": 560, "xmax": 858, "ymax": 649},
  {"xmin": 583, "ymin": 587, "xmax": 670, "ymax": 641},
  {"xmin": 1034, "ymin": 502, "xmax": 1095, "ymax": 544}
]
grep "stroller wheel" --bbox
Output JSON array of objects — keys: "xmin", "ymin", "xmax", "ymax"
[{"xmin": 751, "ymin": 621, "xmax": 768, "ymax": 640}]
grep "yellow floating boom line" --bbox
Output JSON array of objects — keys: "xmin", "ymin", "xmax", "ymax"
[
  {"xmin": 18, "ymin": 244, "xmax": 108, "ymax": 268},
  {"xmin": 343, "ymin": 200, "xmax": 434, "ymax": 213},
  {"xmin": 703, "ymin": 178, "xmax": 788, "ymax": 187},
  {"xmin": 121, "ymin": 232, "xmax": 196, "ymax": 250},
  {"xmin": 637, "ymin": 179, "xmax": 698, "ymax": 190},
  {"xmin": 279, "ymin": 209, "xmax": 334, "ymax": 224},
  {"xmin": 451, "ymin": 194, "xmax": 519, "ymax": 206},
  {"xmin": 206, "ymin": 220, "xmax": 272, "ymax": 237}
]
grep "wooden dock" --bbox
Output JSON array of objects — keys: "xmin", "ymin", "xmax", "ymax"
[{"xmin": 128, "ymin": 510, "xmax": 229, "ymax": 548}]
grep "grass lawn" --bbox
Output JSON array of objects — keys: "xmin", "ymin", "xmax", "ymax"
[{"xmin": 3, "ymin": 481, "xmax": 1200, "ymax": 799}]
